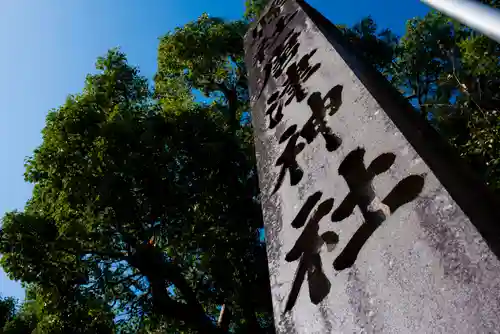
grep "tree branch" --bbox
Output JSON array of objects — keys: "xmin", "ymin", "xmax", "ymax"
[
  {"xmin": 108, "ymin": 273, "xmax": 142, "ymax": 287},
  {"xmin": 216, "ymin": 82, "xmax": 239, "ymax": 130},
  {"xmin": 60, "ymin": 246, "xmax": 128, "ymax": 261},
  {"xmin": 127, "ymin": 245, "xmax": 225, "ymax": 333}
]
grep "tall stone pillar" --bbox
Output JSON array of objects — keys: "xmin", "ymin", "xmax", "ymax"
[{"xmin": 244, "ymin": 0, "xmax": 500, "ymax": 332}]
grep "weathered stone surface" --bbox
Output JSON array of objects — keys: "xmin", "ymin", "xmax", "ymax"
[{"xmin": 244, "ymin": 0, "xmax": 500, "ymax": 333}]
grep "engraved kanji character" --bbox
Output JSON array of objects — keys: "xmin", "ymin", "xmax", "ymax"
[
  {"xmin": 255, "ymin": 30, "xmax": 301, "ymax": 100},
  {"xmin": 280, "ymin": 49, "xmax": 322, "ymax": 105},
  {"xmin": 252, "ymin": 10, "xmax": 298, "ymax": 66},
  {"xmin": 331, "ymin": 148, "xmax": 425, "ymax": 270},
  {"xmin": 300, "ymin": 85, "xmax": 343, "ymax": 152},
  {"xmin": 284, "ymin": 191, "xmax": 339, "ymax": 312},
  {"xmin": 271, "ymin": 10, "xmax": 298, "ymax": 40},
  {"xmin": 265, "ymin": 91, "xmax": 284, "ymax": 129},
  {"xmin": 273, "ymin": 125, "xmax": 305, "ymax": 194}
]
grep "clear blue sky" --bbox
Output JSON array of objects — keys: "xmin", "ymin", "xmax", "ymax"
[{"xmin": 0, "ymin": 0, "xmax": 429, "ymax": 301}]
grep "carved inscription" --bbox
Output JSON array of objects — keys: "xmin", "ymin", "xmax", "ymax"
[{"xmin": 249, "ymin": 0, "xmax": 426, "ymax": 312}]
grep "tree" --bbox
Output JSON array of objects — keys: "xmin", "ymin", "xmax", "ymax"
[
  {"xmin": 156, "ymin": 14, "xmax": 249, "ymax": 130},
  {"xmin": 0, "ymin": 285, "xmax": 115, "ymax": 334},
  {"xmin": 1, "ymin": 46, "xmax": 273, "ymax": 333},
  {"xmin": 0, "ymin": 295, "xmax": 16, "ymax": 330},
  {"xmin": 339, "ymin": 17, "xmax": 398, "ymax": 77},
  {"xmin": 244, "ymin": 0, "xmax": 269, "ymax": 21}
]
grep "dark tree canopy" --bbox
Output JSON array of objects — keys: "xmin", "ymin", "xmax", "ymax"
[
  {"xmin": 0, "ymin": 286, "xmax": 115, "ymax": 334},
  {"xmin": 156, "ymin": 14, "xmax": 249, "ymax": 130},
  {"xmin": 1, "ymin": 47, "xmax": 272, "ymax": 333}
]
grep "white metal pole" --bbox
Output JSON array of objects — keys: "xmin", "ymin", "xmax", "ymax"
[{"xmin": 421, "ymin": 0, "xmax": 500, "ymax": 43}]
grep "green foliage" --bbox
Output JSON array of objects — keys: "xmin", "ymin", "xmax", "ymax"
[
  {"xmin": 244, "ymin": 0, "xmax": 269, "ymax": 21},
  {"xmin": 1, "ymin": 45, "xmax": 272, "ymax": 333},
  {"xmin": 156, "ymin": 14, "xmax": 249, "ymax": 129},
  {"xmin": 339, "ymin": 17, "xmax": 398, "ymax": 76},
  {"xmin": 0, "ymin": 286, "xmax": 115, "ymax": 334},
  {"xmin": 0, "ymin": 295, "xmax": 16, "ymax": 330}
]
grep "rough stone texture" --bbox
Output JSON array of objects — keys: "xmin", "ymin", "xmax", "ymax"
[{"xmin": 244, "ymin": 0, "xmax": 500, "ymax": 333}]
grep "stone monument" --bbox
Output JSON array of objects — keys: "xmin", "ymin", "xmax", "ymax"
[{"xmin": 244, "ymin": 0, "xmax": 500, "ymax": 332}]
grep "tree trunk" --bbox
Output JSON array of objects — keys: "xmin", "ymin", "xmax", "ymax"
[
  {"xmin": 216, "ymin": 83, "xmax": 240, "ymax": 130},
  {"xmin": 241, "ymin": 278, "xmax": 261, "ymax": 332},
  {"xmin": 128, "ymin": 246, "xmax": 226, "ymax": 333}
]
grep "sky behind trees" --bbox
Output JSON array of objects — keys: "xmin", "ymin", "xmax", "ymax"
[{"xmin": 0, "ymin": 0, "xmax": 429, "ymax": 301}]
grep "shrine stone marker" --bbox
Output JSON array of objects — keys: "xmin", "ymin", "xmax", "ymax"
[{"xmin": 244, "ymin": 0, "xmax": 500, "ymax": 332}]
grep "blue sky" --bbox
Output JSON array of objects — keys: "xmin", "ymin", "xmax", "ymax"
[{"xmin": 0, "ymin": 0, "xmax": 429, "ymax": 301}]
